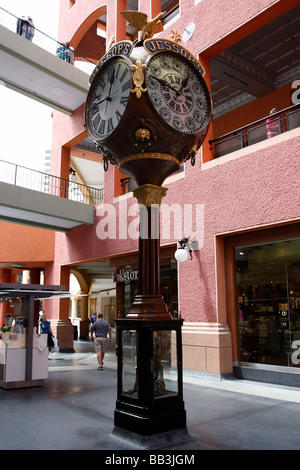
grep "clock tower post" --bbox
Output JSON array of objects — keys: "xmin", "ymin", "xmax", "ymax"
[{"xmin": 84, "ymin": 12, "xmax": 211, "ymax": 439}]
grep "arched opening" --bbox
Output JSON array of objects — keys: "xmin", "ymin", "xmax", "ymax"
[
  {"xmin": 71, "ymin": 6, "xmax": 107, "ymax": 62},
  {"xmin": 69, "ymin": 262, "xmax": 116, "ymax": 339}
]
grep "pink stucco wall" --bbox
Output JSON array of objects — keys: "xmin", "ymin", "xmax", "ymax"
[
  {"xmin": 49, "ymin": 0, "xmax": 300, "ymax": 330},
  {"xmin": 49, "ymin": 125, "xmax": 300, "ymax": 323},
  {"xmin": 175, "ymin": 128, "xmax": 300, "ymax": 323},
  {"xmin": 164, "ymin": 0, "xmax": 288, "ymax": 54}
]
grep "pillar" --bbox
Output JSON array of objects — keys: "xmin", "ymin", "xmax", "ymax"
[
  {"xmin": 79, "ymin": 292, "xmax": 89, "ymax": 339},
  {"xmin": 114, "ymin": 0, "xmax": 127, "ymax": 43},
  {"xmin": 198, "ymin": 53, "xmax": 214, "ymax": 163},
  {"xmin": 151, "ymin": 0, "xmax": 161, "ymax": 18},
  {"xmin": 0, "ymin": 269, "xmax": 13, "ymax": 326},
  {"xmin": 128, "ymin": 184, "xmax": 171, "ymax": 319},
  {"xmin": 49, "ymin": 265, "xmax": 74, "ymax": 352},
  {"xmin": 30, "ymin": 268, "xmax": 42, "ymax": 328},
  {"xmin": 60, "ymin": 146, "xmax": 70, "ymax": 198}
]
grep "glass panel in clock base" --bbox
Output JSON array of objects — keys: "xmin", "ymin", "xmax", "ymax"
[
  {"xmin": 153, "ymin": 330, "xmax": 178, "ymax": 398},
  {"xmin": 121, "ymin": 330, "xmax": 138, "ymax": 398}
]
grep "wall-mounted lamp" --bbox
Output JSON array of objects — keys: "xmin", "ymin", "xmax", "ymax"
[
  {"xmin": 174, "ymin": 236, "xmax": 198, "ymax": 262},
  {"xmin": 69, "ymin": 167, "xmax": 77, "ymax": 182}
]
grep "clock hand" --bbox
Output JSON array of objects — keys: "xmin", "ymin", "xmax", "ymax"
[
  {"xmin": 87, "ymin": 97, "xmax": 108, "ymax": 112},
  {"xmin": 88, "ymin": 90, "xmax": 117, "ymax": 112},
  {"xmin": 149, "ymin": 75, "xmax": 179, "ymax": 95},
  {"xmin": 105, "ymin": 69, "xmax": 115, "ymax": 114},
  {"xmin": 179, "ymin": 76, "xmax": 189, "ymax": 93}
]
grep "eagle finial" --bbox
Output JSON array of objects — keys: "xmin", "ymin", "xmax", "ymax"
[{"xmin": 120, "ymin": 11, "xmax": 166, "ymax": 40}]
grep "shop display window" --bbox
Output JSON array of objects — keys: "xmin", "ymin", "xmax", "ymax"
[
  {"xmin": 161, "ymin": 260, "xmax": 179, "ymax": 318},
  {"xmin": 0, "ymin": 316, "xmax": 26, "ymax": 349},
  {"xmin": 235, "ymin": 238, "xmax": 300, "ymax": 368}
]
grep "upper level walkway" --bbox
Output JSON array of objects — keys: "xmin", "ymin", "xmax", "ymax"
[
  {"xmin": 0, "ymin": 160, "xmax": 101, "ymax": 231},
  {"xmin": 0, "ymin": 17, "xmax": 91, "ymax": 115},
  {"xmin": 0, "ymin": 180, "xmax": 94, "ymax": 232},
  {"xmin": 0, "ymin": 8, "xmax": 98, "ymax": 231}
]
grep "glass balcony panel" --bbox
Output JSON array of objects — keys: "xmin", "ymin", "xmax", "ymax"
[
  {"xmin": 214, "ymin": 133, "xmax": 243, "ymax": 158},
  {"xmin": 287, "ymin": 110, "xmax": 300, "ymax": 131},
  {"xmin": 248, "ymin": 122, "xmax": 266, "ymax": 145},
  {"xmin": 248, "ymin": 118, "xmax": 281, "ymax": 145}
]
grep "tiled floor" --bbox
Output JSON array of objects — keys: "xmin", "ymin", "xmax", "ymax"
[{"xmin": 1, "ymin": 340, "xmax": 300, "ymax": 451}]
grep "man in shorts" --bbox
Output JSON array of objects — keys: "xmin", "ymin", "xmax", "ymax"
[{"xmin": 90, "ymin": 313, "xmax": 112, "ymax": 370}]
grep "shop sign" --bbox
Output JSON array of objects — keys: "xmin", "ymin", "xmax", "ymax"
[{"xmin": 113, "ymin": 268, "xmax": 139, "ymax": 283}]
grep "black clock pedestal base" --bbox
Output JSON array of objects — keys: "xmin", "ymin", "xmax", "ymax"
[
  {"xmin": 114, "ymin": 317, "xmax": 186, "ymax": 437},
  {"xmin": 114, "ymin": 396, "xmax": 186, "ymax": 436},
  {"xmin": 112, "ymin": 425, "xmax": 192, "ymax": 450}
]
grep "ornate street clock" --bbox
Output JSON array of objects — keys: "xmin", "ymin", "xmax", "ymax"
[
  {"xmin": 85, "ymin": 56, "xmax": 131, "ymax": 142},
  {"xmin": 85, "ymin": 40, "xmax": 211, "ymax": 185},
  {"xmin": 84, "ymin": 12, "xmax": 212, "ymax": 439},
  {"xmin": 146, "ymin": 51, "xmax": 211, "ymax": 135}
]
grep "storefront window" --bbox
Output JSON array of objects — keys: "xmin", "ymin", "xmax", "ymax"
[
  {"xmin": 161, "ymin": 259, "xmax": 178, "ymax": 317},
  {"xmin": 235, "ymin": 238, "xmax": 300, "ymax": 368}
]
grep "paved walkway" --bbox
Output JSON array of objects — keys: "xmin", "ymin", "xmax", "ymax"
[{"xmin": 1, "ymin": 339, "xmax": 300, "ymax": 452}]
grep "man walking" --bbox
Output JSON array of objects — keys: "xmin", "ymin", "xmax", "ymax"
[{"xmin": 90, "ymin": 313, "xmax": 112, "ymax": 370}]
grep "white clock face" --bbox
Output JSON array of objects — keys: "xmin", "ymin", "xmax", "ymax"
[
  {"xmin": 146, "ymin": 52, "xmax": 210, "ymax": 135},
  {"xmin": 86, "ymin": 57, "xmax": 131, "ymax": 140},
  {"xmin": 182, "ymin": 22, "xmax": 195, "ymax": 42}
]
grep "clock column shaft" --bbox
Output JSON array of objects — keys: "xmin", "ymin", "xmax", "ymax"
[
  {"xmin": 128, "ymin": 184, "xmax": 172, "ymax": 319},
  {"xmin": 139, "ymin": 204, "xmax": 160, "ymax": 296}
]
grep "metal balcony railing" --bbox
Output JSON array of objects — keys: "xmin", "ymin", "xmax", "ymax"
[
  {"xmin": 209, "ymin": 103, "xmax": 300, "ymax": 159},
  {"xmin": 0, "ymin": 160, "xmax": 103, "ymax": 206},
  {"xmin": 0, "ymin": 7, "xmax": 95, "ymax": 74}
]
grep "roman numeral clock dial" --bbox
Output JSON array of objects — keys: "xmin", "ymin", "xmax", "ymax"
[
  {"xmin": 146, "ymin": 52, "xmax": 211, "ymax": 135},
  {"xmin": 85, "ymin": 56, "xmax": 131, "ymax": 141}
]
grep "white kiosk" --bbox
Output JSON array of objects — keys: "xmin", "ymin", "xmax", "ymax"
[{"xmin": 0, "ymin": 283, "xmax": 66, "ymax": 389}]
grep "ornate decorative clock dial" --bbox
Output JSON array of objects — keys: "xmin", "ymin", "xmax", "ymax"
[
  {"xmin": 146, "ymin": 52, "xmax": 210, "ymax": 135},
  {"xmin": 85, "ymin": 56, "xmax": 131, "ymax": 141}
]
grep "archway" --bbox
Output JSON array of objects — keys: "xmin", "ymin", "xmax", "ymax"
[
  {"xmin": 71, "ymin": 6, "xmax": 107, "ymax": 64},
  {"xmin": 70, "ymin": 269, "xmax": 91, "ymax": 339}
]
